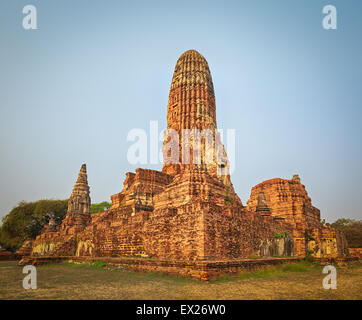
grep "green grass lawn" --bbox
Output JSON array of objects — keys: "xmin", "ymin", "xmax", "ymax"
[{"xmin": 0, "ymin": 260, "xmax": 361, "ymax": 300}]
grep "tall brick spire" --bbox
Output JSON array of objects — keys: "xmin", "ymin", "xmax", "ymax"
[
  {"xmin": 167, "ymin": 49, "xmax": 216, "ymax": 132},
  {"xmin": 61, "ymin": 164, "xmax": 91, "ymax": 232},
  {"xmin": 162, "ymin": 50, "xmax": 230, "ymax": 181}
]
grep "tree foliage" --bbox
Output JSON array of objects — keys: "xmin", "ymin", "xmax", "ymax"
[
  {"xmin": 0, "ymin": 199, "xmax": 68, "ymax": 251},
  {"xmin": 330, "ymin": 218, "xmax": 362, "ymax": 248},
  {"xmin": 90, "ymin": 201, "xmax": 111, "ymax": 214}
]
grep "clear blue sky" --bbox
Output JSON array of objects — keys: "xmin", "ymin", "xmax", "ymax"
[{"xmin": 0, "ymin": 0, "xmax": 361, "ymax": 223}]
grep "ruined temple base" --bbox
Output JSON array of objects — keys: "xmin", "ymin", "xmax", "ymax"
[
  {"xmin": 349, "ymin": 248, "xmax": 362, "ymax": 260},
  {"xmin": 19, "ymin": 255, "xmax": 359, "ymax": 280},
  {"xmin": 0, "ymin": 251, "xmax": 17, "ymax": 261},
  {"xmin": 20, "ymin": 256, "xmax": 306, "ymax": 280},
  {"xmin": 314, "ymin": 256, "xmax": 359, "ymax": 267}
]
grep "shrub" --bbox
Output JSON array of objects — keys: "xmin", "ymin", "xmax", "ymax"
[
  {"xmin": 274, "ymin": 231, "xmax": 289, "ymax": 239},
  {"xmin": 224, "ymin": 191, "xmax": 234, "ymax": 205},
  {"xmin": 305, "ymin": 233, "xmax": 314, "ymax": 241},
  {"xmin": 305, "ymin": 250, "xmax": 315, "ymax": 262}
]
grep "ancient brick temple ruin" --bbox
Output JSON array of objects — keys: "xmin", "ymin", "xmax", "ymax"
[{"xmin": 18, "ymin": 50, "xmax": 351, "ymax": 279}]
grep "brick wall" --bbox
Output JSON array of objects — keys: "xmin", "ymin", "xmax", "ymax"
[{"xmin": 349, "ymin": 248, "xmax": 362, "ymax": 260}]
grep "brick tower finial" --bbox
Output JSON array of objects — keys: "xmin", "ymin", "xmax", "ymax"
[
  {"xmin": 292, "ymin": 174, "xmax": 301, "ymax": 183},
  {"xmin": 75, "ymin": 163, "xmax": 88, "ymax": 186}
]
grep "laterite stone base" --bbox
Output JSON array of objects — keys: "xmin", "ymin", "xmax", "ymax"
[{"xmin": 20, "ymin": 256, "xmax": 304, "ymax": 281}]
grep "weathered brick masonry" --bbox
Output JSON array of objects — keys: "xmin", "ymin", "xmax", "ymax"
[{"xmin": 349, "ymin": 248, "xmax": 362, "ymax": 260}]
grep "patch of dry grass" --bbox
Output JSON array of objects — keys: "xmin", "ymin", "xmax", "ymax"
[{"xmin": 0, "ymin": 261, "xmax": 361, "ymax": 300}]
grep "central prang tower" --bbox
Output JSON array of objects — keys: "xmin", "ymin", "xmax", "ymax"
[
  {"xmin": 165, "ymin": 50, "xmax": 216, "ymax": 133},
  {"xmin": 162, "ymin": 50, "xmax": 230, "ymax": 182}
]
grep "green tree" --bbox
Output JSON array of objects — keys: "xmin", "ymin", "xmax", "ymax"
[
  {"xmin": 90, "ymin": 201, "xmax": 111, "ymax": 214},
  {"xmin": 33, "ymin": 199, "xmax": 69, "ymax": 225},
  {"xmin": 0, "ymin": 199, "xmax": 68, "ymax": 252},
  {"xmin": 331, "ymin": 218, "xmax": 362, "ymax": 248}
]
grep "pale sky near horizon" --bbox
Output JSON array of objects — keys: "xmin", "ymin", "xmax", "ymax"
[{"xmin": 0, "ymin": 0, "xmax": 361, "ymax": 223}]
